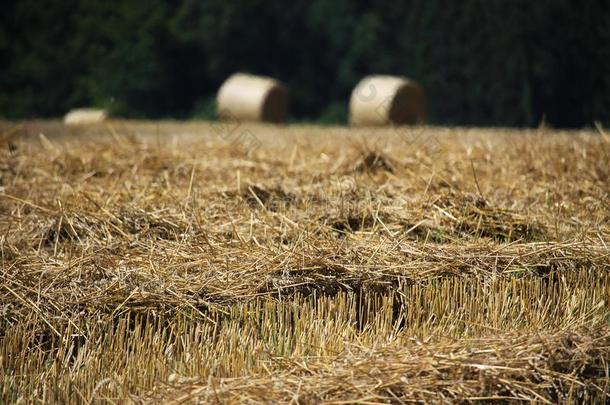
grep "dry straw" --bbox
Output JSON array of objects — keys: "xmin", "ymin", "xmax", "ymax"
[
  {"xmin": 217, "ymin": 73, "xmax": 289, "ymax": 123},
  {"xmin": 63, "ymin": 108, "xmax": 108, "ymax": 125},
  {"xmin": 0, "ymin": 121, "xmax": 608, "ymax": 403},
  {"xmin": 350, "ymin": 75, "xmax": 425, "ymax": 126}
]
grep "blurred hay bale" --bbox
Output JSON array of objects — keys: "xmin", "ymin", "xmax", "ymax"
[
  {"xmin": 217, "ymin": 73, "xmax": 288, "ymax": 123},
  {"xmin": 349, "ymin": 75, "xmax": 425, "ymax": 126},
  {"xmin": 64, "ymin": 108, "xmax": 108, "ymax": 125}
]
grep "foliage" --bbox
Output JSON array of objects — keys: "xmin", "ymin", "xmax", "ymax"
[{"xmin": 0, "ymin": 0, "xmax": 608, "ymax": 126}]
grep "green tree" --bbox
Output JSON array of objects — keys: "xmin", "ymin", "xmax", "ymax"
[{"xmin": 0, "ymin": 0, "xmax": 608, "ymax": 126}]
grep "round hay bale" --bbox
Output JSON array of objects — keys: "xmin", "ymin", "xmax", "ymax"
[
  {"xmin": 64, "ymin": 108, "xmax": 108, "ymax": 125},
  {"xmin": 349, "ymin": 75, "xmax": 425, "ymax": 126},
  {"xmin": 217, "ymin": 73, "xmax": 288, "ymax": 123}
]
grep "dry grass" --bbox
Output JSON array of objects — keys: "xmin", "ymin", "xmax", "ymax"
[{"xmin": 1, "ymin": 120, "xmax": 609, "ymax": 403}]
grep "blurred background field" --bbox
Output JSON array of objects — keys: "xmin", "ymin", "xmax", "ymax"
[{"xmin": 1, "ymin": 0, "xmax": 609, "ymax": 127}]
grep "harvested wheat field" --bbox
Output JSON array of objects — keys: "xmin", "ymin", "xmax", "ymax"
[{"xmin": 1, "ymin": 120, "xmax": 609, "ymax": 404}]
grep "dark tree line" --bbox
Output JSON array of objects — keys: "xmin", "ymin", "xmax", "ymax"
[{"xmin": 1, "ymin": 0, "xmax": 608, "ymax": 127}]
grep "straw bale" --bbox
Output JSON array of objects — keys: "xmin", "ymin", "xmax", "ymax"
[
  {"xmin": 217, "ymin": 73, "xmax": 288, "ymax": 123},
  {"xmin": 350, "ymin": 75, "xmax": 425, "ymax": 126},
  {"xmin": 64, "ymin": 108, "xmax": 108, "ymax": 125}
]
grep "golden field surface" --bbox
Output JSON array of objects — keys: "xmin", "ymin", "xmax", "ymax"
[{"xmin": 1, "ymin": 120, "xmax": 609, "ymax": 403}]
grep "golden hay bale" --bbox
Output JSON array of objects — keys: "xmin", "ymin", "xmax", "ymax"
[
  {"xmin": 64, "ymin": 108, "xmax": 108, "ymax": 125},
  {"xmin": 217, "ymin": 73, "xmax": 288, "ymax": 123},
  {"xmin": 349, "ymin": 75, "xmax": 425, "ymax": 126}
]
